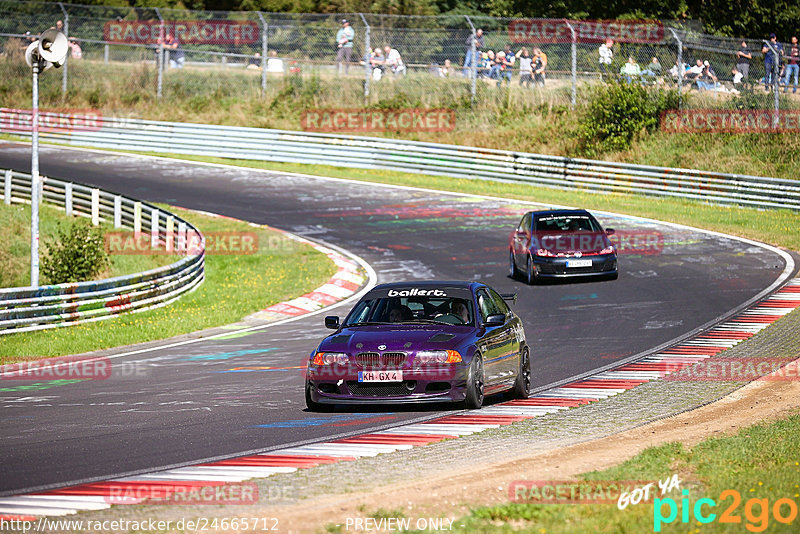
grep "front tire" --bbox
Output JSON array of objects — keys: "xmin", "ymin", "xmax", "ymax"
[
  {"xmin": 510, "ymin": 347, "xmax": 531, "ymax": 399},
  {"xmin": 526, "ymin": 255, "xmax": 536, "ymax": 285},
  {"xmin": 463, "ymin": 354, "xmax": 485, "ymax": 409},
  {"xmin": 509, "ymin": 250, "xmax": 518, "ymax": 279},
  {"xmin": 305, "ymin": 383, "xmax": 334, "ymax": 412}
]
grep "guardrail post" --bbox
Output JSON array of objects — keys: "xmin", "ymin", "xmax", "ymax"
[
  {"xmin": 151, "ymin": 208, "xmax": 160, "ymax": 248},
  {"xmin": 91, "ymin": 188, "xmax": 100, "ymax": 226},
  {"xmin": 166, "ymin": 215, "xmax": 175, "ymax": 252},
  {"xmin": 104, "ymin": 44, "xmax": 109, "ymax": 64},
  {"xmin": 177, "ymin": 221, "xmax": 187, "ymax": 252},
  {"xmin": 65, "ymin": 182, "xmax": 72, "ymax": 215},
  {"xmin": 133, "ymin": 201, "xmax": 142, "ymax": 234},
  {"xmin": 113, "ymin": 195, "xmax": 122, "ymax": 228},
  {"xmin": 3, "ymin": 170, "xmax": 10, "ymax": 205}
]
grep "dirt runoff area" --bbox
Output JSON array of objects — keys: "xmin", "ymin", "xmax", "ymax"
[{"xmin": 263, "ymin": 372, "xmax": 800, "ymax": 533}]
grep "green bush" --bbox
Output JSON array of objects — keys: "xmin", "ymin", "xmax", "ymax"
[
  {"xmin": 578, "ymin": 81, "xmax": 680, "ymax": 156},
  {"xmin": 42, "ymin": 221, "xmax": 109, "ymax": 285}
]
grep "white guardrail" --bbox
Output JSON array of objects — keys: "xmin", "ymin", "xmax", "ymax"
[
  {"xmin": 0, "ymin": 168, "xmax": 205, "ymax": 335},
  {"xmin": 3, "ymin": 109, "xmax": 800, "ymax": 211}
]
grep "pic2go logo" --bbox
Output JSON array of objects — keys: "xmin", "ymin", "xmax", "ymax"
[{"xmin": 653, "ymin": 489, "xmax": 798, "ymax": 532}]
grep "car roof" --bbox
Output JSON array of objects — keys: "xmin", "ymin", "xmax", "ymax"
[{"xmin": 528, "ymin": 209, "xmax": 593, "ymax": 217}]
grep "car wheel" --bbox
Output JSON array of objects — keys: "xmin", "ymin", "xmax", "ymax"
[
  {"xmin": 525, "ymin": 255, "xmax": 536, "ymax": 285},
  {"xmin": 463, "ymin": 354, "xmax": 485, "ymax": 409},
  {"xmin": 305, "ymin": 383, "xmax": 334, "ymax": 412},
  {"xmin": 510, "ymin": 346, "xmax": 531, "ymax": 399},
  {"xmin": 509, "ymin": 250, "xmax": 518, "ymax": 279}
]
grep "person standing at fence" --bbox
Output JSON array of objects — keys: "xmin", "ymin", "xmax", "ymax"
[
  {"xmin": 735, "ymin": 40, "xmax": 752, "ymax": 87},
  {"xmin": 599, "ymin": 38, "xmax": 613, "ymax": 80},
  {"xmin": 533, "ymin": 48, "xmax": 547, "ymax": 86},
  {"xmin": 335, "ymin": 19, "xmax": 355, "ymax": 75},
  {"xmin": 784, "ymin": 36, "xmax": 799, "ymax": 93},
  {"xmin": 384, "ymin": 45, "xmax": 406, "ymax": 76},
  {"xmin": 762, "ymin": 33, "xmax": 783, "ymax": 92},
  {"xmin": 462, "ymin": 28, "xmax": 484, "ymax": 77},
  {"xmin": 517, "ymin": 47, "xmax": 532, "ymax": 87},
  {"xmin": 162, "ymin": 32, "xmax": 184, "ymax": 69}
]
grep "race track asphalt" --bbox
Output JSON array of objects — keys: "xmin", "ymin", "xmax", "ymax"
[{"xmin": 0, "ymin": 143, "xmax": 791, "ymax": 494}]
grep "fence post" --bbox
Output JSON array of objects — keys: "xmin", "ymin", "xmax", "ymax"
[
  {"xmin": 359, "ymin": 13, "xmax": 370, "ymax": 98},
  {"xmin": 178, "ymin": 221, "xmax": 187, "ymax": 252},
  {"xmin": 58, "ymin": 2, "xmax": 68, "ymax": 95},
  {"xmin": 65, "ymin": 182, "xmax": 72, "ymax": 215},
  {"xmin": 257, "ymin": 12, "xmax": 268, "ymax": 95},
  {"xmin": 155, "ymin": 7, "xmax": 164, "ymax": 99},
  {"xmin": 465, "ymin": 16, "xmax": 477, "ymax": 103},
  {"xmin": 133, "ymin": 201, "xmax": 142, "ymax": 234},
  {"xmin": 668, "ymin": 28, "xmax": 683, "ymax": 109},
  {"xmin": 3, "ymin": 170, "xmax": 10, "ymax": 205},
  {"xmin": 564, "ymin": 20, "xmax": 577, "ymax": 108},
  {"xmin": 91, "ymin": 188, "xmax": 100, "ymax": 226},
  {"xmin": 113, "ymin": 195, "xmax": 122, "ymax": 228},
  {"xmin": 151, "ymin": 207, "xmax": 160, "ymax": 248},
  {"xmin": 166, "ymin": 215, "xmax": 175, "ymax": 252},
  {"xmin": 762, "ymin": 40, "xmax": 781, "ymax": 128},
  {"xmin": 104, "ymin": 43, "xmax": 109, "ymax": 64}
]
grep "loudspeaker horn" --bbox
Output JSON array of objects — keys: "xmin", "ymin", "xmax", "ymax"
[{"xmin": 38, "ymin": 29, "xmax": 68, "ymax": 67}]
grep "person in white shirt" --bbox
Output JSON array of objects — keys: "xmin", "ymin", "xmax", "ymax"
[
  {"xmin": 383, "ymin": 46, "xmax": 406, "ymax": 76},
  {"xmin": 598, "ymin": 38, "xmax": 613, "ymax": 80},
  {"xmin": 266, "ymin": 50, "xmax": 284, "ymax": 73}
]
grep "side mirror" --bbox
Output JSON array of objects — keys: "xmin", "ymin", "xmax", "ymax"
[
  {"xmin": 324, "ymin": 316, "xmax": 340, "ymax": 329},
  {"xmin": 605, "ymin": 228, "xmax": 616, "ymax": 235},
  {"xmin": 484, "ymin": 313, "xmax": 506, "ymax": 327}
]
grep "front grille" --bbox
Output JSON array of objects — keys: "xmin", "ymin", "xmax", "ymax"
[
  {"xmin": 347, "ymin": 381, "xmax": 413, "ymax": 397},
  {"xmin": 354, "ymin": 352, "xmax": 407, "ymax": 368}
]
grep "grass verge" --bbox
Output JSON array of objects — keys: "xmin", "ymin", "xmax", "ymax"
[
  {"xmin": 458, "ymin": 410, "xmax": 800, "ymax": 533},
  {"xmin": 0, "ymin": 202, "xmax": 173, "ymax": 288},
  {"xmin": 0, "ymin": 205, "xmax": 336, "ymax": 362},
  {"xmin": 125, "ymin": 153, "xmax": 800, "ymax": 252}
]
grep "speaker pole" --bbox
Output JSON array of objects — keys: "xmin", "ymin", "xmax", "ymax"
[{"xmin": 30, "ymin": 58, "xmax": 40, "ymax": 287}]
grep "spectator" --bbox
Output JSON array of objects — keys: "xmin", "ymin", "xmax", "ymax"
[
  {"xmin": 369, "ymin": 47, "xmax": 384, "ymax": 81},
  {"xmin": 696, "ymin": 60, "xmax": 719, "ymax": 91},
  {"xmin": 266, "ymin": 50, "xmax": 284, "ymax": 73},
  {"xmin": 463, "ymin": 28, "xmax": 484, "ymax": 77},
  {"xmin": 598, "ymin": 38, "xmax": 613, "ymax": 80},
  {"xmin": 383, "ymin": 45, "xmax": 406, "ymax": 76},
  {"xmin": 438, "ymin": 59, "xmax": 454, "ymax": 77},
  {"xmin": 516, "ymin": 47, "xmax": 532, "ymax": 87},
  {"xmin": 641, "ymin": 57, "xmax": 662, "ymax": 81},
  {"xmin": 335, "ymin": 19, "xmax": 354, "ymax": 75},
  {"xmin": 620, "ymin": 56, "xmax": 641, "ymax": 84},
  {"xmin": 68, "ymin": 38, "xmax": 82, "ymax": 59},
  {"xmin": 762, "ymin": 33, "xmax": 783, "ymax": 92},
  {"xmin": 498, "ymin": 48, "xmax": 514, "ymax": 87},
  {"xmin": 480, "ymin": 50, "xmax": 494, "ymax": 78},
  {"xmin": 736, "ymin": 40, "xmax": 752, "ymax": 86},
  {"xmin": 247, "ymin": 52, "xmax": 261, "ymax": 69},
  {"xmin": 784, "ymin": 36, "xmax": 799, "ymax": 93},
  {"xmin": 160, "ymin": 32, "xmax": 184, "ymax": 69},
  {"xmin": 732, "ymin": 67, "xmax": 744, "ymax": 85},
  {"xmin": 488, "ymin": 50, "xmax": 503, "ymax": 80},
  {"xmin": 686, "ymin": 59, "xmax": 704, "ymax": 83},
  {"xmin": 533, "ymin": 47, "xmax": 547, "ymax": 86},
  {"xmin": 55, "ymin": 20, "xmax": 63, "ymax": 32}
]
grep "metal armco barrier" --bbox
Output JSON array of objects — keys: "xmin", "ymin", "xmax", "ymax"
[
  {"xmin": 0, "ymin": 168, "xmax": 205, "ymax": 335},
  {"xmin": 3, "ymin": 110, "xmax": 800, "ymax": 211}
]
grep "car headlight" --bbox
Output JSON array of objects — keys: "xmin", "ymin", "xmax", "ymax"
[
  {"xmin": 600, "ymin": 246, "xmax": 615, "ymax": 254},
  {"xmin": 414, "ymin": 350, "xmax": 462, "ymax": 364},
  {"xmin": 535, "ymin": 248, "xmax": 555, "ymax": 257},
  {"xmin": 311, "ymin": 352, "xmax": 349, "ymax": 365}
]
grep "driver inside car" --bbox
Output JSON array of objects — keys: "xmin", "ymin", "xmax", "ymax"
[
  {"xmin": 387, "ymin": 303, "xmax": 412, "ymax": 323},
  {"xmin": 451, "ymin": 300, "xmax": 470, "ymax": 324}
]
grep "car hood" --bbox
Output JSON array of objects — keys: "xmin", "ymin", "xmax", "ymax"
[
  {"xmin": 319, "ymin": 324, "xmax": 474, "ymax": 354},
  {"xmin": 533, "ymin": 230, "xmax": 612, "ymax": 254}
]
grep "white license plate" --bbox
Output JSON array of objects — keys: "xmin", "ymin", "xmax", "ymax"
[
  {"xmin": 358, "ymin": 370, "xmax": 403, "ymax": 382},
  {"xmin": 566, "ymin": 259, "xmax": 593, "ymax": 268}
]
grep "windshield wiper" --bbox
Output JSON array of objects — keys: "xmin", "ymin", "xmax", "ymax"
[{"xmin": 345, "ymin": 321, "xmax": 393, "ymax": 327}]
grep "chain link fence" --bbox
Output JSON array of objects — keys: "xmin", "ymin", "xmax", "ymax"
[{"xmin": 1, "ymin": 0, "xmax": 797, "ymax": 121}]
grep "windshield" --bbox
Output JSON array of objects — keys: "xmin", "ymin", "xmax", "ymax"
[
  {"xmin": 344, "ymin": 296, "xmax": 475, "ymax": 326},
  {"xmin": 534, "ymin": 214, "xmax": 602, "ymax": 233}
]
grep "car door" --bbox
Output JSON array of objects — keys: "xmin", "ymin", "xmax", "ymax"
[
  {"xmin": 487, "ymin": 287, "xmax": 521, "ymax": 381},
  {"xmin": 476, "ymin": 289, "xmax": 514, "ymax": 391},
  {"xmin": 511, "ymin": 213, "xmax": 532, "ymax": 266}
]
